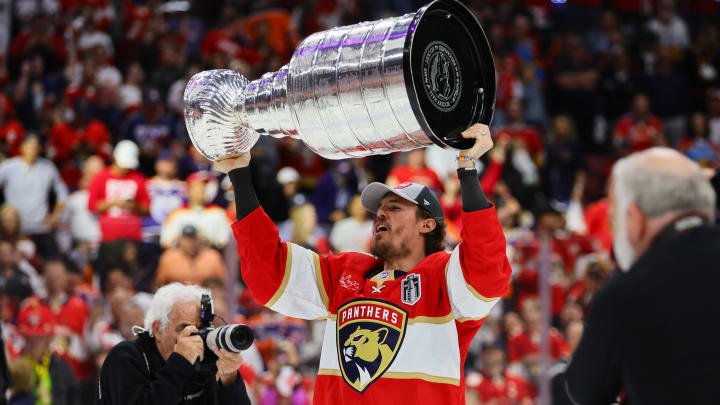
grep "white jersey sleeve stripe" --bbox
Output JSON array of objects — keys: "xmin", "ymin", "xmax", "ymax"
[
  {"xmin": 266, "ymin": 243, "xmax": 329, "ymax": 320},
  {"xmin": 313, "ymin": 251, "xmax": 330, "ymax": 308},
  {"xmin": 445, "ymin": 246, "xmax": 501, "ymax": 320}
]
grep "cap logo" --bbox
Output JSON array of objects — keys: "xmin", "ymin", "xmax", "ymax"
[
  {"xmin": 394, "ymin": 182, "xmax": 412, "ymax": 189},
  {"xmin": 29, "ymin": 315, "xmax": 40, "ymax": 327},
  {"xmin": 423, "ymin": 199, "xmax": 430, "ymax": 206}
]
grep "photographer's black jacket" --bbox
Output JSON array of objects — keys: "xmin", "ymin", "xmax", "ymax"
[
  {"xmin": 96, "ymin": 332, "xmax": 250, "ymax": 405},
  {"xmin": 566, "ymin": 217, "xmax": 720, "ymax": 404}
]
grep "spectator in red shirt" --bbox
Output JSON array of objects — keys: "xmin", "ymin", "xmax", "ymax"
[
  {"xmin": 14, "ymin": 298, "xmax": 78, "ymax": 404},
  {"xmin": 49, "ymin": 97, "xmax": 112, "ymax": 170},
  {"xmin": 0, "ymin": 96, "xmax": 25, "ymax": 158},
  {"xmin": 507, "ymin": 298, "xmax": 571, "ymax": 368},
  {"xmin": 7, "ymin": 16, "xmax": 67, "ymax": 71},
  {"xmin": 495, "ymin": 52, "xmax": 523, "ymax": 113},
  {"xmin": 474, "ymin": 345, "xmax": 534, "ymax": 405},
  {"xmin": 200, "ymin": 16, "xmax": 261, "ymax": 69},
  {"xmin": 244, "ymin": 10, "xmax": 299, "ymax": 62},
  {"xmin": 42, "ymin": 257, "xmax": 92, "ymax": 382},
  {"xmin": 88, "ymin": 140, "xmax": 150, "ymax": 289},
  {"xmin": 495, "ymin": 98, "xmax": 544, "ymax": 164},
  {"xmin": 88, "ymin": 140, "xmax": 149, "ymax": 243},
  {"xmin": 566, "ymin": 259, "xmax": 612, "ymax": 314},
  {"xmin": 386, "ymin": 148, "xmax": 444, "ymax": 192},
  {"xmin": 613, "ymin": 93, "xmax": 665, "ymax": 155}
]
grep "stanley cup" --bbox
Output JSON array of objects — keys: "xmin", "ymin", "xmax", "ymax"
[{"xmin": 183, "ymin": 0, "xmax": 496, "ymax": 161}]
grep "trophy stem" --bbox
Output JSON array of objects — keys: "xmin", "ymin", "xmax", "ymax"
[{"xmin": 242, "ymin": 65, "xmax": 300, "ymax": 140}]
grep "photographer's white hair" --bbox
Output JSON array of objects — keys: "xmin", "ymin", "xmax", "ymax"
[
  {"xmin": 611, "ymin": 148, "xmax": 716, "ymax": 270},
  {"xmin": 611, "ymin": 147, "xmax": 716, "ymax": 221},
  {"xmin": 143, "ymin": 283, "xmax": 210, "ymax": 337}
]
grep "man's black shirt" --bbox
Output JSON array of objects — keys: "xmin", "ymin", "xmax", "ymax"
[
  {"xmin": 96, "ymin": 332, "xmax": 250, "ymax": 405},
  {"xmin": 566, "ymin": 218, "xmax": 720, "ymax": 404}
]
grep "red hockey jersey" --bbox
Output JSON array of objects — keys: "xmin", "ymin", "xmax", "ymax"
[{"xmin": 233, "ymin": 206, "xmax": 511, "ymax": 405}]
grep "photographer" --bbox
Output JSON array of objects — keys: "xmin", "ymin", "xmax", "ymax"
[{"xmin": 96, "ymin": 283, "xmax": 250, "ymax": 405}]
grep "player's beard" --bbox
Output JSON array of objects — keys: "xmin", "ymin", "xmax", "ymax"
[{"xmin": 370, "ymin": 234, "xmax": 411, "ymax": 262}]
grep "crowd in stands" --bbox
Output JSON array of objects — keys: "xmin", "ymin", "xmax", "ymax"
[{"xmin": 0, "ymin": 0, "xmax": 718, "ymax": 403}]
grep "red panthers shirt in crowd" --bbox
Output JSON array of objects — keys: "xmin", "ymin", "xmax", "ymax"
[
  {"xmin": 0, "ymin": 119, "xmax": 25, "ymax": 156},
  {"xmin": 507, "ymin": 327, "xmax": 571, "ymax": 364},
  {"xmin": 49, "ymin": 120, "xmax": 112, "ymax": 164},
  {"xmin": 233, "ymin": 205, "xmax": 511, "ymax": 405},
  {"xmin": 474, "ymin": 371, "xmax": 534, "ymax": 404},
  {"xmin": 387, "ymin": 165, "xmax": 444, "ymax": 193},
  {"xmin": 54, "ymin": 295, "xmax": 92, "ymax": 381},
  {"xmin": 584, "ymin": 198, "xmax": 612, "ymax": 252},
  {"xmin": 495, "ymin": 125, "xmax": 544, "ymax": 159},
  {"xmin": 613, "ymin": 115, "xmax": 664, "ymax": 153},
  {"xmin": 200, "ymin": 30, "xmax": 261, "ymax": 66},
  {"xmin": 88, "ymin": 167, "xmax": 150, "ymax": 242}
]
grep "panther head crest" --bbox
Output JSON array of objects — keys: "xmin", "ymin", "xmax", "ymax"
[{"xmin": 342, "ymin": 326, "xmax": 394, "ymax": 390}]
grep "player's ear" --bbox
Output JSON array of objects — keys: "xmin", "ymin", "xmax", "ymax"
[{"xmin": 418, "ymin": 217, "xmax": 436, "ymax": 234}]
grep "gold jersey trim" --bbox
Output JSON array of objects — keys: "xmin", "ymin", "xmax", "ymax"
[
  {"xmin": 265, "ymin": 242, "xmax": 293, "ymax": 307},
  {"xmin": 317, "ymin": 368, "xmax": 460, "ymax": 386}
]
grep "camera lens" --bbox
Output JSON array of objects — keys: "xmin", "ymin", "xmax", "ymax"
[{"xmin": 206, "ymin": 324, "xmax": 254, "ymax": 353}]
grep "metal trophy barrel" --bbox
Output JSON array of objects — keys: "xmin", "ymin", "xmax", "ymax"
[{"xmin": 183, "ymin": 0, "xmax": 495, "ymax": 161}]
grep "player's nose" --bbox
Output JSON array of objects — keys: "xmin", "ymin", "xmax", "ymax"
[{"xmin": 376, "ymin": 210, "xmax": 387, "ymax": 221}]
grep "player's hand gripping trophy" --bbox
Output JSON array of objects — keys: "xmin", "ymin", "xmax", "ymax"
[{"xmin": 183, "ymin": 0, "xmax": 496, "ymax": 163}]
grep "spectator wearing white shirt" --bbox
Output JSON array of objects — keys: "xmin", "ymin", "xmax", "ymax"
[
  {"xmin": 329, "ymin": 195, "xmax": 373, "ymax": 253},
  {"xmin": 160, "ymin": 171, "xmax": 231, "ymax": 249},
  {"xmin": 0, "ymin": 135, "xmax": 68, "ymax": 256},
  {"xmin": 62, "ymin": 155, "xmax": 104, "ymax": 248},
  {"xmin": 119, "ymin": 62, "xmax": 144, "ymax": 112},
  {"xmin": 646, "ymin": 0, "xmax": 690, "ymax": 50}
]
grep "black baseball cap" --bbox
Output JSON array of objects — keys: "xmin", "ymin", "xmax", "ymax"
[
  {"xmin": 361, "ymin": 182, "xmax": 444, "ymax": 219},
  {"xmin": 181, "ymin": 225, "xmax": 198, "ymax": 238}
]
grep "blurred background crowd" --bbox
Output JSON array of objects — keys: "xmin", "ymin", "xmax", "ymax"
[{"xmin": 0, "ymin": 0, "xmax": 718, "ymax": 403}]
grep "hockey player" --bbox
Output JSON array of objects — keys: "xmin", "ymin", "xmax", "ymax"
[{"xmin": 218, "ymin": 124, "xmax": 511, "ymax": 405}]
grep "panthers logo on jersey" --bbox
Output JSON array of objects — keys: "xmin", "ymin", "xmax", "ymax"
[{"xmin": 336, "ymin": 299, "xmax": 408, "ymax": 393}]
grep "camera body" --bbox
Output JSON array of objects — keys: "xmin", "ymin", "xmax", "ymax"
[{"xmin": 194, "ymin": 294, "xmax": 255, "ymax": 374}]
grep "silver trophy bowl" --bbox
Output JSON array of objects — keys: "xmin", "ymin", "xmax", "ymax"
[{"xmin": 184, "ymin": 0, "xmax": 496, "ymax": 161}]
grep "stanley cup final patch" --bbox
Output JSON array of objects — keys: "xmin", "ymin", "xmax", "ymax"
[
  {"xmin": 401, "ymin": 273, "xmax": 421, "ymax": 305},
  {"xmin": 336, "ymin": 299, "xmax": 408, "ymax": 393}
]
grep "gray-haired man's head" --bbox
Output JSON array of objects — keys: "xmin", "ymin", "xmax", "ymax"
[{"xmin": 610, "ymin": 147, "xmax": 716, "ymax": 271}]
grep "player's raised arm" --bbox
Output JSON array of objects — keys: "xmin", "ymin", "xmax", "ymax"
[
  {"xmin": 445, "ymin": 124, "xmax": 512, "ymax": 322},
  {"xmin": 217, "ymin": 153, "xmax": 331, "ymax": 320}
]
